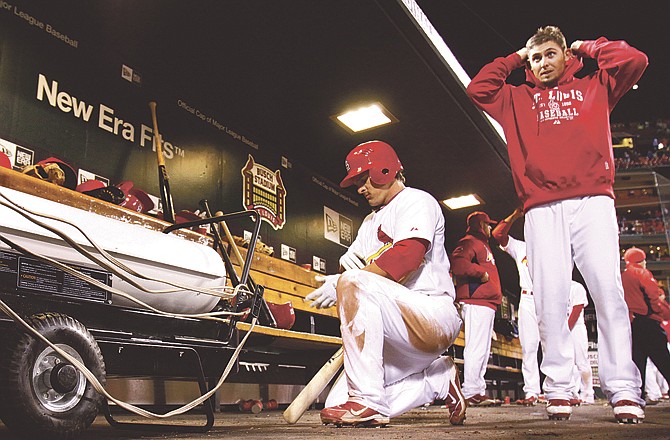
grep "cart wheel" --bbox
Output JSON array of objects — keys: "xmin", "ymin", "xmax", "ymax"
[{"xmin": 0, "ymin": 312, "xmax": 106, "ymax": 439}]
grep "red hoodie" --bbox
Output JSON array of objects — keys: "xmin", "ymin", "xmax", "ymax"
[
  {"xmin": 467, "ymin": 38, "xmax": 648, "ymax": 210},
  {"xmin": 621, "ymin": 261, "xmax": 666, "ymax": 323},
  {"xmin": 450, "ymin": 227, "xmax": 502, "ymax": 310}
]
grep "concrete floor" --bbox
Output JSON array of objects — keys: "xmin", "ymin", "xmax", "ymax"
[{"xmin": 1, "ymin": 399, "xmax": 668, "ymax": 439}]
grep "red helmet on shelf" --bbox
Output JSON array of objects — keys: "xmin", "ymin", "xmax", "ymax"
[{"xmin": 339, "ymin": 140, "xmax": 403, "ymax": 188}]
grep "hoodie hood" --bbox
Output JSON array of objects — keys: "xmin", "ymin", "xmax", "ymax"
[
  {"xmin": 625, "ymin": 260, "xmax": 645, "ymax": 270},
  {"xmin": 525, "ymin": 54, "xmax": 584, "ymax": 89}
]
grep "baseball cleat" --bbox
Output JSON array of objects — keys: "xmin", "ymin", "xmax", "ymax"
[
  {"xmin": 546, "ymin": 399, "xmax": 572, "ymax": 420},
  {"xmin": 612, "ymin": 400, "xmax": 644, "ymax": 424},
  {"xmin": 516, "ymin": 395, "xmax": 538, "ymax": 406},
  {"xmin": 320, "ymin": 400, "xmax": 390, "ymax": 427},
  {"xmin": 569, "ymin": 398, "xmax": 582, "ymax": 406},
  {"xmin": 443, "ymin": 357, "xmax": 466, "ymax": 425},
  {"xmin": 580, "ymin": 396, "xmax": 595, "ymax": 405},
  {"xmin": 466, "ymin": 394, "xmax": 498, "ymax": 407}
]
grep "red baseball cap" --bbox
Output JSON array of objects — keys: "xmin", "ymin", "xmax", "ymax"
[
  {"xmin": 624, "ymin": 247, "xmax": 646, "ymax": 264},
  {"xmin": 467, "ymin": 211, "xmax": 497, "ymax": 226}
]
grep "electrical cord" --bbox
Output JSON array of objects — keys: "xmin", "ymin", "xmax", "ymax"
[
  {"xmin": 0, "ymin": 189, "xmax": 233, "ymax": 299},
  {"xmin": 0, "ymin": 296, "xmax": 256, "ymax": 419}
]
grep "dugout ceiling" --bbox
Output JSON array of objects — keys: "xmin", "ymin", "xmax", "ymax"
[{"xmin": 0, "ymin": 0, "xmax": 522, "ymax": 291}]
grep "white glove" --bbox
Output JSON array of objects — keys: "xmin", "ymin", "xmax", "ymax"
[
  {"xmin": 340, "ymin": 251, "xmax": 366, "ymax": 271},
  {"xmin": 305, "ymin": 274, "xmax": 340, "ymax": 309}
]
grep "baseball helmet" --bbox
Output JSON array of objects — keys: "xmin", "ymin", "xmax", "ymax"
[
  {"xmin": 36, "ymin": 157, "xmax": 77, "ymax": 190},
  {"xmin": 624, "ymin": 247, "xmax": 646, "ymax": 264},
  {"xmin": 76, "ymin": 179, "xmax": 125, "ymax": 205},
  {"xmin": 0, "ymin": 151, "xmax": 10, "ymax": 169},
  {"xmin": 116, "ymin": 181, "xmax": 155, "ymax": 214},
  {"xmin": 339, "ymin": 140, "xmax": 403, "ymax": 188}
]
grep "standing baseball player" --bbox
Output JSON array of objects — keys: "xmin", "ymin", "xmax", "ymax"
[
  {"xmin": 567, "ymin": 281, "xmax": 595, "ymax": 405},
  {"xmin": 467, "ymin": 25, "xmax": 648, "ymax": 422},
  {"xmin": 491, "ymin": 208, "xmax": 542, "ymax": 406},
  {"xmin": 450, "ymin": 211, "xmax": 502, "ymax": 406},
  {"xmin": 644, "ymin": 359, "xmax": 669, "ymax": 404},
  {"xmin": 306, "ymin": 140, "xmax": 465, "ymax": 427},
  {"xmin": 621, "ymin": 247, "xmax": 670, "ymax": 398}
]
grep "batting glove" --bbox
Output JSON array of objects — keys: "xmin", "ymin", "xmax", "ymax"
[
  {"xmin": 305, "ymin": 274, "xmax": 340, "ymax": 309},
  {"xmin": 340, "ymin": 251, "xmax": 366, "ymax": 271}
]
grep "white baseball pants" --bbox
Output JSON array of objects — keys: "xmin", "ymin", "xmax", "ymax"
[
  {"xmin": 645, "ymin": 357, "xmax": 669, "ymax": 400},
  {"xmin": 324, "ymin": 269, "xmax": 462, "ymax": 416},
  {"xmin": 518, "ymin": 294, "xmax": 541, "ymax": 398},
  {"xmin": 460, "ymin": 303, "xmax": 496, "ymax": 399},
  {"xmin": 525, "ymin": 196, "xmax": 642, "ymax": 404},
  {"xmin": 571, "ymin": 322, "xmax": 594, "ymax": 401}
]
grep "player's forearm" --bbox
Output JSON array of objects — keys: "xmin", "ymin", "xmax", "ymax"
[
  {"xmin": 492, "ymin": 220, "xmax": 512, "ymax": 246},
  {"xmin": 567, "ymin": 305, "xmax": 583, "ymax": 330}
]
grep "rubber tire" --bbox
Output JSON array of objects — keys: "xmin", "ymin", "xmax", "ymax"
[{"xmin": 0, "ymin": 312, "xmax": 106, "ymax": 439}]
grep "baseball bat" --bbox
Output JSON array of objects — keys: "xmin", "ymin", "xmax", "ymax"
[
  {"xmin": 213, "ymin": 210, "xmax": 249, "ymax": 269},
  {"xmin": 213, "ymin": 209, "xmax": 277, "ymax": 328},
  {"xmin": 282, "ymin": 347, "xmax": 344, "ymax": 424},
  {"xmin": 148, "ymin": 101, "xmax": 176, "ymax": 223}
]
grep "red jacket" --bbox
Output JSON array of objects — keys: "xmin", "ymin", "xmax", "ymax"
[
  {"xmin": 450, "ymin": 230, "xmax": 502, "ymax": 310},
  {"xmin": 467, "ymin": 38, "xmax": 647, "ymax": 211},
  {"xmin": 621, "ymin": 262, "xmax": 665, "ymax": 322}
]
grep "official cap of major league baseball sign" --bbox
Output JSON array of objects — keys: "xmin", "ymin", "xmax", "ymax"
[{"xmin": 467, "ymin": 211, "xmax": 497, "ymax": 226}]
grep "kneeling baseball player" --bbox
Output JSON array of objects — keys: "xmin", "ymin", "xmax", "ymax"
[{"xmin": 306, "ymin": 140, "xmax": 465, "ymax": 427}]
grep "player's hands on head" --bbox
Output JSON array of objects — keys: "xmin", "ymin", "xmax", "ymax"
[
  {"xmin": 305, "ymin": 274, "xmax": 340, "ymax": 309},
  {"xmin": 340, "ymin": 251, "xmax": 366, "ymax": 271},
  {"xmin": 516, "ymin": 47, "xmax": 529, "ymax": 60}
]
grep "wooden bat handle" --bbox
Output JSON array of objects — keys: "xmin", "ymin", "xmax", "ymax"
[
  {"xmin": 282, "ymin": 347, "xmax": 344, "ymax": 424},
  {"xmin": 214, "ymin": 210, "xmax": 245, "ymax": 267},
  {"xmin": 148, "ymin": 101, "xmax": 165, "ymax": 167}
]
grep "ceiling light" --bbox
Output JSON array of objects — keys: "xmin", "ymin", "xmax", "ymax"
[
  {"xmin": 333, "ymin": 103, "xmax": 398, "ymax": 133},
  {"xmin": 442, "ymin": 194, "xmax": 483, "ymax": 210}
]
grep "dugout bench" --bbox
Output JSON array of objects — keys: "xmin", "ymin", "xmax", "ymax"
[{"xmin": 0, "ymin": 165, "xmax": 524, "ymax": 415}]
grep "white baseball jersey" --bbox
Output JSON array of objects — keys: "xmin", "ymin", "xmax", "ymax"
[
  {"xmin": 327, "ymin": 187, "xmax": 462, "ymax": 416},
  {"xmin": 499, "ymin": 235, "xmax": 533, "ymax": 292},
  {"xmin": 568, "ymin": 281, "xmax": 589, "ymax": 326},
  {"xmin": 341, "ymin": 187, "xmax": 455, "ymax": 298}
]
